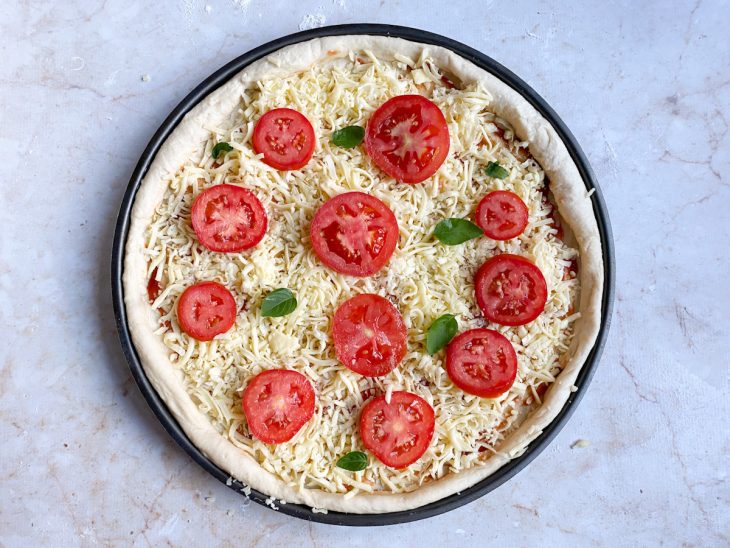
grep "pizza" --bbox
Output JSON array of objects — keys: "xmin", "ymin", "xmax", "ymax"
[{"xmin": 123, "ymin": 35, "xmax": 603, "ymax": 514}]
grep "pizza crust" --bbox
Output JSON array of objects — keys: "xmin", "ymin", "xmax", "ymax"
[{"xmin": 123, "ymin": 35, "xmax": 603, "ymax": 513}]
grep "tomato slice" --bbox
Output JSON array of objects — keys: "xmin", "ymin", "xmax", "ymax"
[
  {"xmin": 475, "ymin": 254, "xmax": 548, "ymax": 326},
  {"xmin": 177, "ymin": 281, "xmax": 237, "ymax": 341},
  {"xmin": 364, "ymin": 95, "xmax": 450, "ymax": 184},
  {"xmin": 310, "ymin": 192, "xmax": 398, "ymax": 277},
  {"xmin": 242, "ymin": 370, "xmax": 315, "ymax": 444},
  {"xmin": 332, "ymin": 294, "xmax": 407, "ymax": 377},
  {"xmin": 359, "ymin": 391, "xmax": 435, "ymax": 468},
  {"xmin": 476, "ymin": 190, "xmax": 529, "ymax": 240},
  {"xmin": 191, "ymin": 184, "xmax": 267, "ymax": 253},
  {"xmin": 445, "ymin": 328, "xmax": 518, "ymax": 398},
  {"xmin": 252, "ymin": 108, "xmax": 316, "ymax": 170}
]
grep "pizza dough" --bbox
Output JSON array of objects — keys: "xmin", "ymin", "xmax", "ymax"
[{"xmin": 123, "ymin": 35, "xmax": 603, "ymax": 513}]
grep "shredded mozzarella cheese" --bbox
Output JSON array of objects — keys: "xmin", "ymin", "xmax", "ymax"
[{"xmin": 143, "ymin": 51, "xmax": 579, "ymax": 495}]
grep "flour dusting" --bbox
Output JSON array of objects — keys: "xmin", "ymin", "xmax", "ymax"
[
  {"xmin": 299, "ymin": 13, "xmax": 326, "ymax": 30},
  {"xmin": 231, "ymin": 0, "xmax": 251, "ymax": 11}
]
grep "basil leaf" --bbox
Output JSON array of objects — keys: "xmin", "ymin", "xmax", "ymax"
[
  {"xmin": 336, "ymin": 451, "xmax": 368, "ymax": 471},
  {"xmin": 485, "ymin": 161, "xmax": 509, "ymax": 179},
  {"xmin": 211, "ymin": 141, "xmax": 233, "ymax": 159},
  {"xmin": 433, "ymin": 218, "xmax": 483, "ymax": 245},
  {"xmin": 261, "ymin": 288, "xmax": 297, "ymax": 317},
  {"xmin": 426, "ymin": 314, "xmax": 458, "ymax": 355},
  {"xmin": 331, "ymin": 126, "xmax": 365, "ymax": 148}
]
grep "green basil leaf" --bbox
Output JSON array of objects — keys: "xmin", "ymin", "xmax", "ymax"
[
  {"xmin": 433, "ymin": 218, "xmax": 483, "ymax": 245},
  {"xmin": 336, "ymin": 451, "xmax": 368, "ymax": 472},
  {"xmin": 426, "ymin": 314, "xmax": 458, "ymax": 355},
  {"xmin": 331, "ymin": 126, "xmax": 365, "ymax": 148},
  {"xmin": 211, "ymin": 141, "xmax": 233, "ymax": 159},
  {"xmin": 261, "ymin": 288, "xmax": 297, "ymax": 317},
  {"xmin": 485, "ymin": 161, "xmax": 509, "ymax": 179}
]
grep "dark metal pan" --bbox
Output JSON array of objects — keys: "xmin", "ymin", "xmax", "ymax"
[{"xmin": 111, "ymin": 23, "xmax": 615, "ymax": 526}]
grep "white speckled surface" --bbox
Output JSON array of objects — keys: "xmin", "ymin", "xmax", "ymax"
[{"xmin": 1, "ymin": 1, "xmax": 728, "ymax": 545}]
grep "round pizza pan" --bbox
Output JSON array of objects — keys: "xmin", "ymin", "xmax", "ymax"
[{"xmin": 112, "ymin": 23, "xmax": 615, "ymax": 526}]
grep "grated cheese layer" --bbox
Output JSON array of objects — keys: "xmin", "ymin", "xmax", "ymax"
[{"xmin": 143, "ymin": 50, "xmax": 580, "ymax": 495}]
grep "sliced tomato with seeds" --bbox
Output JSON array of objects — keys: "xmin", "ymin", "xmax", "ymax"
[
  {"xmin": 177, "ymin": 281, "xmax": 237, "ymax": 341},
  {"xmin": 333, "ymin": 293, "xmax": 407, "ymax": 377},
  {"xmin": 476, "ymin": 190, "xmax": 529, "ymax": 240},
  {"xmin": 252, "ymin": 108, "xmax": 315, "ymax": 170},
  {"xmin": 365, "ymin": 95, "xmax": 450, "ymax": 184},
  {"xmin": 242, "ymin": 370, "xmax": 315, "ymax": 444},
  {"xmin": 191, "ymin": 184, "xmax": 267, "ymax": 253},
  {"xmin": 310, "ymin": 192, "xmax": 398, "ymax": 277},
  {"xmin": 475, "ymin": 254, "xmax": 548, "ymax": 326},
  {"xmin": 359, "ymin": 391, "xmax": 435, "ymax": 468},
  {"xmin": 445, "ymin": 328, "xmax": 518, "ymax": 398}
]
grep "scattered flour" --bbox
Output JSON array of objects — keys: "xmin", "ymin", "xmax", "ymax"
[
  {"xmin": 299, "ymin": 12, "xmax": 326, "ymax": 30},
  {"xmin": 231, "ymin": 0, "xmax": 251, "ymax": 11},
  {"xmin": 70, "ymin": 56, "xmax": 85, "ymax": 71},
  {"xmin": 158, "ymin": 514, "xmax": 180, "ymax": 536}
]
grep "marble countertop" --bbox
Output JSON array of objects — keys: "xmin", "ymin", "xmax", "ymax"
[{"xmin": 2, "ymin": 0, "xmax": 728, "ymax": 545}]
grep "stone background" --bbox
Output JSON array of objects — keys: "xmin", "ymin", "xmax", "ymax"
[{"xmin": 1, "ymin": 1, "xmax": 728, "ymax": 545}]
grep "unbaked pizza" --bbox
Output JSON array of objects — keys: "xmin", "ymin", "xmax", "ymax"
[{"xmin": 124, "ymin": 35, "xmax": 603, "ymax": 514}]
